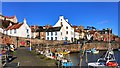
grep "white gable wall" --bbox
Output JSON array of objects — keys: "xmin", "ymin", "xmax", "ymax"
[
  {"xmin": 53, "ymin": 16, "xmax": 74, "ymax": 42},
  {"xmin": 18, "ymin": 23, "xmax": 31, "ymax": 38}
]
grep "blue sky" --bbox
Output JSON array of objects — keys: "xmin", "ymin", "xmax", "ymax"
[{"xmin": 2, "ymin": 2, "xmax": 118, "ymax": 35}]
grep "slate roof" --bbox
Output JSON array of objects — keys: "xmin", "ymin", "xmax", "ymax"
[
  {"xmin": 36, "ymin": 27, "xmax": 61, "ymax": 32},
  {"xmin": 46, "ymin": 27, "xmax": 61, "ymax": 32}
]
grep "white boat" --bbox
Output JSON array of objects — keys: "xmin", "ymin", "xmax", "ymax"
[
  {"xmin": 55, "ymin": 53, "xmax": 64, "ymax": 60},
  {"xmin": 46, "ymin": 52, "xmax": 55, "ymax": 59},
  {"xmin": 93, "ymin": 50, "xmax": 99, "ymax": 54},
  {"xmin": 88, "ymin": 50, "xmax": 119, "ymax": 67},
  {"xmin": 88, "ymin": 57, "xmax": 106, "ymax": 67},
  {"xmin": 118, "ymin": 49, "xmax": 120, "ymax": 51},
  {"xmin": 88, "ymin": 31, "xmax": 118, "ymax": 67},
  {"xmin": 91, "ymin": 48, "xmax": 99, "ymax": 54},
  {"xmin": 86, "ymin": 50, "xmax": 92, "ymax": 53},
  {"xmin": 61, "ymin": 58, "xmax": 73, "ymax": 67}
]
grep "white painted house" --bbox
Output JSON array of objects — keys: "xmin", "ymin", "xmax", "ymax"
[
  {"xmin": 46, "ymin": 16, "xmax": 75, "ymax": 42},
  {"xmin": 74, "ymin": 32, "xmax": 79, "ymax": 40},
  {"xmin": 46, "ymin": 27, "xmax": 61, "ymax": 40},
  {"xmin": 4, "ymin": 18, "xmax": 31, "ymax": 38}
]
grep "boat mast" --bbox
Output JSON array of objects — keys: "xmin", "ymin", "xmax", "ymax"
[{"xmin": 108, "ymin": 29, "xmax": 111, "ymax": 51}]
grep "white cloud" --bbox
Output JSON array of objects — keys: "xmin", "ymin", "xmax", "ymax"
[{"xmin": 97, "ymin": 20, "xmax": 109, "ymax": 24}]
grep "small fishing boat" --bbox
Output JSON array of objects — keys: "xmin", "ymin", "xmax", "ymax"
[
  {"xmin": 45, "ymin": 51, "xmax": 56, "ymax": 59},
  {"xmin": 91, "ymin": 48, "xmax": 99, "ymax": 54},
  {"xmin": 86, "ymin": 48, "xmax": 99, "ymax": 54},
  {"xmin": 55, "ymin": 50, "xmax": 70, "ymax": 55},
  {"xmin": 88, "ymin": 50, "xmax": 119, "ymax": 67},
  {"xmin": 55, "ymin": 53, "xmax": 64, "ymax": 60},
  {"xmin": 86, "ymin": 50, "xmax": 92, "ymax": 53},
  {"xmin": 93, "ymin": 51, "xmax": 99, "ymax": 54},
  {"xmin": 118, "ymin": 49, "xmax": 120, "ymax": 51},
  {"xmin": 61, "ymin": 58, "xmax": 73, "ymax": 67},
  {"xmin": 60, "ymin": 51, "xmax": 70, "ymax": 55},
  {"xmin": 88, "ymin": 31, "xmax": 118, "ymax": 67},
  {"xmin": 44, "ymin": 48, "xmax": 56, "ymax": 59},
  {"xmin": 88, "ymin": 58, "xmax": 106, "ymax": 67}
]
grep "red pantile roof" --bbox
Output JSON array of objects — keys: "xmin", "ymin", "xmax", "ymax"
[
  {"xmin": 4, "ymin": 16, "xmax": 15, "ymax": 19},
  {"xmin": 72, "ymin": 26, "xmax": 80, "ymax": 32},
  {"xmin": 90, "ymin": 30, "xmax": 95, "ymax": 34},
  {"xmin": 30, "ymin": 26, "xmax": 39, "ymax": 32},
  {"xmin": 6, "ymin": 23, "xmax": 23, "ymax": 30},
  {"xmin": 72, "ymin": 26, "xmax": 77, "ymax": 29}
]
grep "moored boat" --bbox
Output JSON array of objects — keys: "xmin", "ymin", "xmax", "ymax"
[
  {"xmin": 61, "ymin": 58, "xmax": 73, "ymax": 67},
  {"xmin": 88, "ymin": 50, "xmax": 119, "ymax": 67},
  {"xmin": 91, "ymin": 48, "xmax": 99, "ymax": 54},
  {"xmin": 60, "ymin": 51, "xmax": 70, "ymax": 55},
  {"xmin": 118, "ymin": 49, "xmax": 120, "ymax": 51},
  {"xmin": 55, "ymin": 49, "xmax": 70, "ymax": 55}
]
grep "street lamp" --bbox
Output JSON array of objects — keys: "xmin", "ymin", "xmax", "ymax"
[
  {"xmin": 29, "ymin": 38, "xmax": 32, "ymax": 51},
  {"xmin": 29, "ymin": 26, "xmax": 32, "ymax": 51}
]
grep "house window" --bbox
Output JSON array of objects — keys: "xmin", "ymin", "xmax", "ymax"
[
  {"xmin": 61, "ymin": 19, "xmax": 62, "ymax": 21},
  {"xmin": 51, "ymin": 32, "xmax": 53, "ymax": 36},
  {"xmin": 61, "ymin": 22, "xmax": 63, "ymax": 26},
  {"xmin": 6, "ymin": 31, "xmax": 8, "ymax": 35},
  {"xmin": 27, "ymin": 35, "xmax": 30, "ymax": 38},
  {"xmin": 51, "ymin": 37, "xmax": 53, "ymax": 40},
  {"xmin": 10, "ymin": 30, "xmax": 12, "ymax": 34},
  {"xmin": 65, "ymin": 37, "xmax": 68, "ymax": 41},
  {"xmin": 61, "ymin": 32, "xmax": 62, "ymax": 35},
  {"xmin": 55, "ymin": 32, "xmax": 57, "ymax": 35},
  {"xmin": 26, "ymin": 29, "xmax": 29, "ymax": 33},
  {"xmin": 55, "ymin": 37, "xmax": 57, "ymax": 40},
  {"xmin": 66, "ymin": 31, "xmax": 68, "ymax": 34},
  {"xmin": 66, "ymin": 26, "xmax": 68, "ymax": 29},
  {"xmin": 14, "ymin": 29, "xmax": 16, "ymax": 33},
  {"xmin": 47, "ymin": 37, "xmax": 49, "ymax": 40},
  {"xmin": 47, "ymin": 32, "xmax": 49, "ymax": 36}
]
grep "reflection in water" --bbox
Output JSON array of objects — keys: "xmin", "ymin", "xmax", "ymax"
[{"xmin": 69, "ymin": 51, "xmax": 120, "ymax": 66}]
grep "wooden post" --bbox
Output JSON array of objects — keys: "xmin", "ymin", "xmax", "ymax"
[
  {"xmin": 85, "ymin": 51, "xmax": 88, "ymax": 63},
  {"xmin": 80, "ymin": 47, "xmax": 85, "ymax": 68},
  {"xmin": 0, "ymin": 45, "xmax": 3, "ymax": 68}
]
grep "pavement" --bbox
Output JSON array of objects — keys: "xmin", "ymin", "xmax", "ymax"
[{"xmin": 8, "ymin": 47, "xmax": 56, "ymax": 67}]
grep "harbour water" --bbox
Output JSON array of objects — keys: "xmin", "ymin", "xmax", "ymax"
[{"xmin": 68, "ymin": 50, "xmax": 120, "ymax": 66}]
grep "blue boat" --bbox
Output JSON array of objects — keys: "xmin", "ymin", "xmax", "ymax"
[
  {"xmin": 62, "ymin": 62, "xmax": 72, "ymax": 67},
  {"xmin": 91, "ymin": 48, "xmax": 99, "ymax": 54},
  {"xmin": 61, "ymin": 58, "xmax": 72, "ymax": 67}
]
